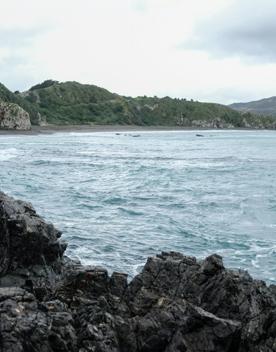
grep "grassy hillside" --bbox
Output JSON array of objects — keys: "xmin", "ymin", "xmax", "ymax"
[
  {"xmin": 23, "ymin": 81, "xmax": 119, "ymax": 124},
  {"xmin": 230, "ymin": 97, "xmax": 276, "ymax": 117},
  {"xmin": 20, "ymin": 80, "xmax": 276, "ymax": 128},
  {"xmin": 1, "ymin": 80, "xmax": 275, "ymax": 128}
]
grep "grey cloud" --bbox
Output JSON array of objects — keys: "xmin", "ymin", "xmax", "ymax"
[{"xmin": 183, "ymin": 0, "xmax": 276, "ymax": 62}]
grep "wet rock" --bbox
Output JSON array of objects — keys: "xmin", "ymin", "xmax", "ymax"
[
  {"xmin": 127, "ymin": 251, "xmax": 276, "ymax": 351},
  {"xmin": 0, "ymin": 191, "xmax": 67, "ymax": 292},
  {"xmin": 201, "ymin": 253, "xmax": 224, "ymax": 274},
  {"xmin": 0, "ymin": 192, "xmax": 276, "ymax": 351},
  {"xmin": 0, "ymin": 287, "xmax": 77, "ymax": 352},
  {"xmin": 110, "ymin": 272, "xmax": 128, "ymax": 297},
  {"xmin": 115, "ymin": 300, "xmax": 241, "ymax": 352}
]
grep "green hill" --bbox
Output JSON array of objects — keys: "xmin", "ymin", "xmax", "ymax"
[
  {"xmin": 22, "ymin": 80, "xmax": 276, "ymax": 128},
  {"xmin": 22, "ymin": 80, "xmax": 119, "ymax": 124},
  {"xmin": 1, "ymin": 80, "xmax": 276, "ymax": 128}
]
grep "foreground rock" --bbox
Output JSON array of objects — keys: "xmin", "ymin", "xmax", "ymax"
[
  {"xmin": 0, "ymin": 192, "xmax": 276, "ymax": 351},
  {"xmin": 0, "ymin": 101, "xmax": 31, "ymax": 130}
]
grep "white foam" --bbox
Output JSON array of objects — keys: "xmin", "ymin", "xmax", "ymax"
[{"xmin": 0, "ymin": 148, "xmax": 20, "ymax": 161}]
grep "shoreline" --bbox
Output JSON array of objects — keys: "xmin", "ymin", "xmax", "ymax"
[{"xmin": 0, "ymin": 124, "xmax": 275, "ymax": 136}]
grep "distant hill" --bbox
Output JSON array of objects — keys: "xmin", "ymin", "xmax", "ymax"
[
  {"xmin": 0, "ymin": 80, "xmax": 276, "ymax": 129},
  {"xmin": 230, "ymin": 96, "xmax": 276, "ymax": 117}
]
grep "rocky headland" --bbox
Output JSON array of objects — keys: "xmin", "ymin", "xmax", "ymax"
[{"xmin": 0, "ymin": 191, "xmax": 276, "ymax": 351}]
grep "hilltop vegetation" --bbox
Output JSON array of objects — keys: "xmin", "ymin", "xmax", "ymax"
[
  {"xmin": 23, "ymin": 80, "xmax": 118, "ymax": 124},
  {"xmin": 0, "ymin": 80, "xmax": 276, "ymax": 128}
]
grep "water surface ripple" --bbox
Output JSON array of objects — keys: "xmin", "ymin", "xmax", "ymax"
[{"xmin": 0, "ymin": 130, "xmax": 276, "ymax": 283}]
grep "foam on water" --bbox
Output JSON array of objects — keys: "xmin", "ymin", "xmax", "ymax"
[
  {"xmin": 0, "ymin": 148, "xmax": 20, "ymax": 161},
  {"xmin": 0, "ymin": 130, "xmax": 276, "ymax": 283}
]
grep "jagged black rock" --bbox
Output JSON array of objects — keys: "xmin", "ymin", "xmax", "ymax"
[{"xmin": 0, "ymin": 191, "xmax": 276, "ymax": 351}]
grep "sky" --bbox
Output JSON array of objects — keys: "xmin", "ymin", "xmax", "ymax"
[{"xmin": 0, "ymin": 0, "xmax": 276, "ymax": 104}]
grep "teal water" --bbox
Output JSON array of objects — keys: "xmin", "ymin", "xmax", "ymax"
[{"xmin": 0, "ymin": 130, "xmax": 276, "ymax": 283}]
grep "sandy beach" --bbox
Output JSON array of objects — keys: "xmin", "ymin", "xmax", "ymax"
[
  {"xmin": 0, "ymin": 124, "xmax": 271, "ymax": 136},
  {"xmin": 0, "ymin": 124, "xmax": 210, "ymax": 136}
]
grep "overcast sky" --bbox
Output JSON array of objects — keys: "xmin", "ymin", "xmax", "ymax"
[{"xmin": 1, "ymin": 0, "xmax": 276, "ymax": 104}]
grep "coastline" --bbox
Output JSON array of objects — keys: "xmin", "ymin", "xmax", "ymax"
[{"xmin": 0, "ymin": 124, "xmax": 275, "ymax": 136}]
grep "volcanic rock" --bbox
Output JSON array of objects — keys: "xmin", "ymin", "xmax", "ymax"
[{"xmin": 0, "ymin": 191, "xmax": 275, "ymax": 351}]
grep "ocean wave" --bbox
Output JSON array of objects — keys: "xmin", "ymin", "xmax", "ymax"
[{"xmin": 1, "ymin": 130, "xmax": 276, "ymax": 283}]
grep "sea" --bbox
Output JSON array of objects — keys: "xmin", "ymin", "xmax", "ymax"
[{"xmin": 0, "ymin": 130, "xmax": 276, "ymax": 283}]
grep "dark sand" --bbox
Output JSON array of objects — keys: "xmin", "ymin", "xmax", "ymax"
[
  {"xmin": 0, "ymin": 124, "xmax": 272, "ymax": 136},
  {"xmin": 0, "ymin": 124, "xmax": 208, "ymax": 136}
]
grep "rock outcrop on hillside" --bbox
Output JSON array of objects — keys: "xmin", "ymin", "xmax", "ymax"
[
  {"xmin": 0, "ymin": 102, "xmax": 31, "ymax": 130},
  {"xmin": 0, "ymin": 191, "xmax": 276, "ymax": 352}
]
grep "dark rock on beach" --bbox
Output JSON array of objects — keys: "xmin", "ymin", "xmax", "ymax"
[{"xmin": 0, "ymin": 191, "xmax": 276, "ymax": 351}]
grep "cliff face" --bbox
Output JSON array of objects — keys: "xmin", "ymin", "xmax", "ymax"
[
  {"xmin": 0, "ymin": 102, "xmax": 31, "ymax": 130},
  {"xmin": 0, "ymin": 191, "xmax": 276, "ymax": 352}
]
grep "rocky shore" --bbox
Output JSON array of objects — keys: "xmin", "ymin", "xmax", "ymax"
[{"xmin": 0, "ymin": 191, "xmax": 276, "ymax": 351}]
